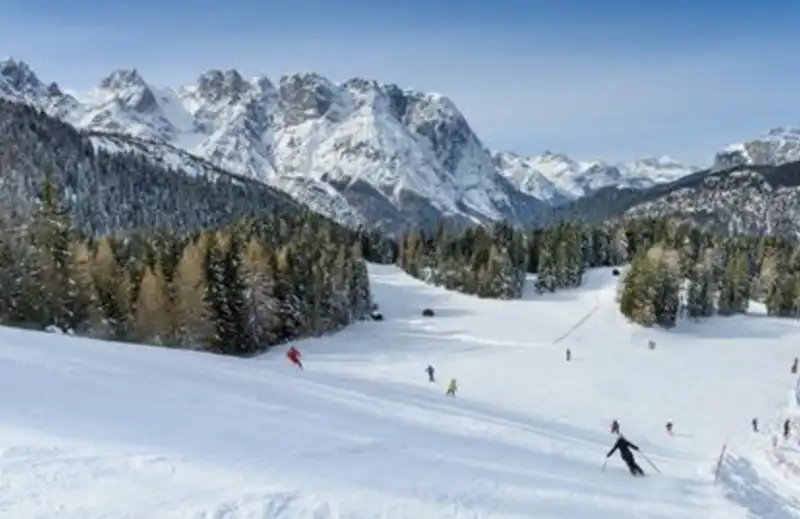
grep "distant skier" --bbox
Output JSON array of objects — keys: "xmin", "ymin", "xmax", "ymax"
[
  {"xmin": 606, "ymin": 433, "xmax": 645, "ymax": 476},
  {"xmin": 286, "ymin": 346, "xmax": 303, "ymax": 370},
  {"xmin": 792, "ymin": 357, "xmax": 798, "ymax": 375},
  {"xmin": 566, "ymin": 348, "xmax": 571, "ymax": 361},
  {"xmin": 752, "ymin": 417, "xmax": 759, "ymax": 432},
  {"xmin": 784, "ymin": 418, "xmax": 791, "ymax": 439},
  {"xmin": 665, "ymin": 421, "xmax": 673, "ymax": 435},
  {"xmin": 610, "ymin": 419, "xmax": 620, "ymax": 435},
  {"xmin": 425, "ymin": 364, "xmax": 435, "ymax": 382},
  {"xmin": 446, "ymin": 378, "xmax": 458, "ymax": 397}
]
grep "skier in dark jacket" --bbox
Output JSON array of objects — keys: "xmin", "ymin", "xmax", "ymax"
[
  {"xmin": 607, "ymin": 434, "xmax": 645, "ymax": 476},
  {"xmin": 425, "ymin": 365, "xmax": 435, "ymax": 382}
]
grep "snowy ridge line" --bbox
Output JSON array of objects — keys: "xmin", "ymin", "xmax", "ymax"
[{"xmin": 90, "ymin": 132, "xmax": 279, "ymax": 190}]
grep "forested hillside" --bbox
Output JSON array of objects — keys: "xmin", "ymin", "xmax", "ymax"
[
  {"xmin": 394, "ymin": 217, "xmax": 800, "ymax": 329},
  {"xmin": 394, "ymin": 220, "xmax": 630, "ymax": 299},
  {"xmin": 618, "ymin": 228, "xmax": 800, "ymax": 327},
  {"xmin": 7, "ymin": 98, "xmax": 800, "ymax": 340},
  {"xmin": 0, "ymin": 168, "xmax": 378, "ymax": 355},
  {"xmin": 0, "ymin": 100, "xmax": 302, "ymax": 236}
]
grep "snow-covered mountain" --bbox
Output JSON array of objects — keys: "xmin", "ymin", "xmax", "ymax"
[
  {"xmin": 0, "ymin": 58, "xmax": 551, "ymax": 232},
  {"xmin": 622, "ymin": 161, "xmax": 800, "ymax": 237},
  {"xmin": 493, "ymin": 150, "xmax": 697, "ymax": 201},
  {"xmin": 713, "ymin": 127, "xmax": 800, "ymax": 171},
  {"xmin": 0, "ymin": 57, "xmax": 704, "ymax": 232}
]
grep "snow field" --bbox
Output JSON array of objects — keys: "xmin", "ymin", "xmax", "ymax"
[{"xmin": 0, "ymin": 263, "xmax": 797, "ymax": 518}]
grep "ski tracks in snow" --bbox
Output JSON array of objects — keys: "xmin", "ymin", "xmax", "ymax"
[
  {"xmin": 2, "ymin": 264, "xmax": 797, "ymax": 518},
  {"xmin": 552, "ymin": 303, "xmax": 600, "ymax": 345},
  {"xmin": 718, "ymin": 452, "xmax": 800, "ymax": 519}
]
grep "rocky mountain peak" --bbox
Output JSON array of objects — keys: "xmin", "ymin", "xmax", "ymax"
[
  {"xmin": 95, "ymin": 69, "xmax": 158, "ymax": 114},
  {"xmin": 99, "ymin": 69, "xmax": 148, "ymax": 90},
  {"xmin": 0, "ymin": 58, "xmax": 45, "ymax": 95},
  {"xmin": 584, "ymin": 162, "xmax": 621, "ymax": 179},
  {"xmin": 195, "ymin": 69, "xmax": 250, "ymax": 103},
  {"xmin": 714, "ymin": 126, "xmax": 800, "ymax": 171},
  {"xmin": 279, "ymin": 72, "xmax": 335, "ymax": 91},
  {"xmin": 251, "ymin": 75, "xmax": 276, "ymax": 94},
  {"xmin": 45, "ymin": 81, "xmax": 63, "ymax": 97},
  {"xmin": 765, "ymin": 126, "xmax": 800, "ymax": 138},
  {"xmin": 343, "ymin": 77, "xmax": 379, "ymax": 93},
  {"xmin": 381, "ymin": 83, "xmax": 414, "ymax": 121},
  {"xmin": 635, "ymin": 155, "xmax": 678, "ymax": 167},
  {"xmin": 539, "ymin": 150, "xmax": 573, "ymax": 163},
  {"xmin": 278, "ymin": 72, "xmax": 344, "ymax": 124}
]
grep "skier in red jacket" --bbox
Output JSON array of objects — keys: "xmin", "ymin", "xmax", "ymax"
[{"xmin": 287, "ymin": 346, "xmax": 303, "ymax": 369}]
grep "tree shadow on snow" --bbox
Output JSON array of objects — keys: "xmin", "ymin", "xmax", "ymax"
[
  {"xmin": 370, "ymin": 279, "xmax": 475, "ymax": 321},
  {"xmin": 520, "ymin": 269, "xmax": 617, "ymax": 303},
  {"xmin": 287, "ymin": 326, "xmax": 480, "ymax": 361},
  {"xmin": 520, "ymin": 284, "xmax": 587, "ymax": 302}
]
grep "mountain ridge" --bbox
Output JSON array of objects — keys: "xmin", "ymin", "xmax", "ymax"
[
  {"xmin": 544, "ymin": 159, "xmax": 800, "ymax": 237},
  {"xmin": 0, "ymin": 57, "xmax": 701, "ymax": 232}
]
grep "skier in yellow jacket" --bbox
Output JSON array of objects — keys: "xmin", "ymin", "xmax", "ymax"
[{"xmin": 446, "ymin": 378, "xmax": 457, "ymax": 396}]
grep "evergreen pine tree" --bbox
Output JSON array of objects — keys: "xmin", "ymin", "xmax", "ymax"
[
  {"xmin": 90, "ymin": 237, "xmax": 132, "ymax": 340},
  {"xmin": 610, "ymin": 227, "xmax": 629, "ymax": 265},
  {"xmin": 686, "ymin": 249, "xmax": 716, "ymax": 319},
  {"xmin": 648, "ymin": 245, "xmax": 681, "ymax": 329},
  {"xmin": 29, "ymin": 168, "xmax": 91, "ymax": 332},
  {"xmin": 133, "ymin": 265, "xmax": 172, "ymax": 345},
  {"xmin": 241, "ymin": 238, "xmax": 279, "ymax": 349},
  {"xmin": 174, "ymin": 239, "xmax": 215, "ymax": 349},
  {"xmin": 618, "ymin": 253, "xmax": 656, "ymax": 326},
  {"xmin": 219, "ymin": 232, "xmax": 249, "ymax": 355},
  {"xmin": 535, "ymin": 236, "xmax": 557, "ymax": 293}
]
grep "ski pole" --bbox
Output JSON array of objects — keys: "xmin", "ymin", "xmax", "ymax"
[
  {"xmin": 601, "ymin": 458, "xmax": 607, "ymax": 471},
  {"xmin": 639, "ymin": 451, "xmax": 661, "ymax": 474},
  {"xmin": 713, "ymin": 444, "xmax": 727, "ymax": 484}
]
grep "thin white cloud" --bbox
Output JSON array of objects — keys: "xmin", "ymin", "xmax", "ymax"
[{"xmin": 0, "ymin": 7, "xmax": 798, "ymax": 165}]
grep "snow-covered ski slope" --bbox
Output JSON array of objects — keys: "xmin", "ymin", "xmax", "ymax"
[{"xmin": 1, "ymin": 264, "xmax": 799, "ymax": 518}]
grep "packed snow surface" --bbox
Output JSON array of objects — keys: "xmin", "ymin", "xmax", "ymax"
[{"xmin": 0, "ymin": 264, "xmax": 799, "ymax": 518}]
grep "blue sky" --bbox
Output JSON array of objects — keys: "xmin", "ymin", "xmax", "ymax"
[{"xmin": 2, "ymin": 0, "xmax": 799, "ymax": 165}]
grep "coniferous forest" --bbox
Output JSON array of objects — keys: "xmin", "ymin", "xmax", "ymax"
[
  {"xmin": 394, "ymin": 217, "xmax": 800, "ymax": 329},
  {"xmin": 0, "ymin": 172, "xmax": 377, "ymax": 356},
  {"xmin": 6, "ymin": 135, "xmax": 800, "ymax": 350},
  {"xmin": 9, "ymin": 160, "xmax": 800, "ymax": 348},
  {"xmin": 6, "ymin": 97, "xmax": 800, "ymax": 343}
]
